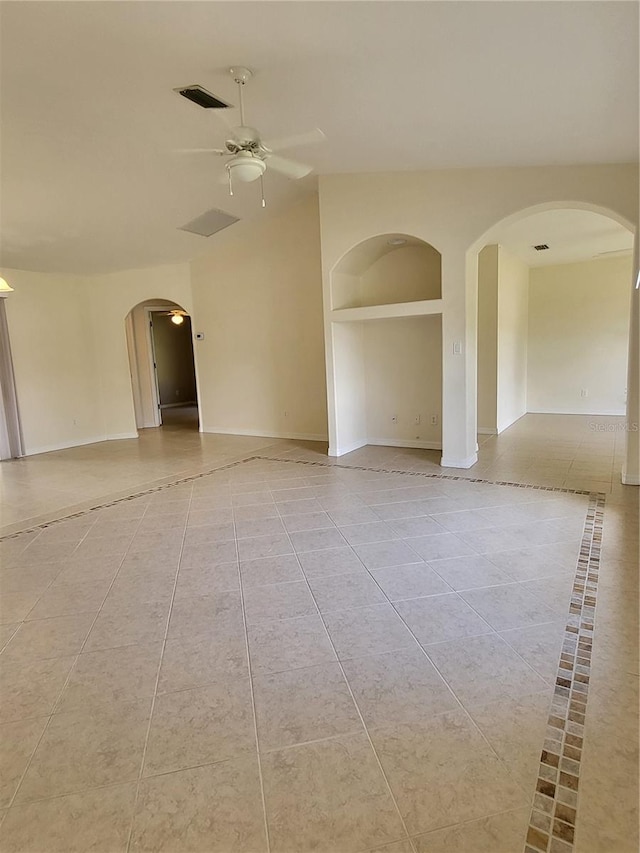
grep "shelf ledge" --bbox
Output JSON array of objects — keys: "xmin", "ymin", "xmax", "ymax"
[{"xmin": 329, "ymin": 299, "xmax": 443, "ymax": 322}]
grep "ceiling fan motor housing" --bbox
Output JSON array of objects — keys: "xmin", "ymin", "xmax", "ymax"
[{"xmin": 226, "ymin": 151, "xmax": 266, "ymax": 182}]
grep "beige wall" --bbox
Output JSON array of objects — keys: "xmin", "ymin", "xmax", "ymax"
[
  {"xmin": 2, "ymin": 263, "xmax": 193, "ymax": 455},
  {"xmin": 319, "ymin": 163, "xmax": 637, "ymax": 466},
  {"xmin": 364, "ymin": 316, "xmax": 442, "ymax": 447},
  {"xmin": 528, "ymin": 256, "xmax": 632, "ymax": 415},
  {"xmin": 497, "ymin": 247, "xmax": 529, "ymax": 432},
  {"xmin": 190, "ymin": 195, "xmax": 328, "ymax": 440}
]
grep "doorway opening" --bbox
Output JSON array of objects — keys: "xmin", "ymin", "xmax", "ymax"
[
  {"xmin": 472, "ymin": 206, "xmax": 634, "ymax": 487},
  {"xmin": 125, "ymin": 299, "xmax": 199, "ymax": 432}
]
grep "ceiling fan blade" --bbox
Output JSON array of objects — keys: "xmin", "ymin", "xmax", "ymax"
[
  {"xmin": 174, "ymin": 148, "xmax": 226, "ymax": 155},
  {"xmin": 262, "ymin": 128, "xmax": 325, "ymax": 152},
  {"xmin": 266, "ymin": 154, "xmax": 313, "ymax": 180}
]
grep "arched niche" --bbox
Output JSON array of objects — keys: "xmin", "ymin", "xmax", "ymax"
[{"xmin": 331, "ymin": 234, "xmax": 441, "ymax": 310}]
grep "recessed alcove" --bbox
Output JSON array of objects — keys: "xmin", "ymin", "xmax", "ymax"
[
  {"xmin": 326, "ymin": 233, "xmax": 443, "ymax": 456},
  {"xmin": 331, "ymin": 234, "xmax": 441, "ymax": 310}
]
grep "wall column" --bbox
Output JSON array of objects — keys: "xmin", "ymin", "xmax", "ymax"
[
  {"xmin": 622, "ymin": 232, "xmax": 640, "ymax": 485},
  {"xmin": 441, "ymin": 250, "xmax": 478, "ymax": 468}
]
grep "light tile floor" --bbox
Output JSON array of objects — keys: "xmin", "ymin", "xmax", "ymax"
[{"xmin": 0, "ymin": 415, "xmax": 637, "ymax": 852}]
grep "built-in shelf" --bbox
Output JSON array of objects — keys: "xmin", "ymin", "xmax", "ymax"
[{"xmin": 330, "ymin": 299, "xmax": 443, "ymax": 323}]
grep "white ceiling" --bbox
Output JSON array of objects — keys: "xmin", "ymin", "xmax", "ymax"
[
  {"xmin": 492, "ymin": 209, "xmax": 634, "ymax": 268},
  {"xmin": 0, "ymin": 1, "xmax": 637, "ymax": 275}
]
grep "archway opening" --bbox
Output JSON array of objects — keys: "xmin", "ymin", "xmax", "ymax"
[
  {"xmin": 328, "ymin": 234, "xmax": 443, "ymax": 456},
  {"xmin": 125, "ymin": 298, "xmax": 199, "ymax": 432},
  {"xmin": 471, "ymin": 205, "xmax": 634, "ymax": 488}
]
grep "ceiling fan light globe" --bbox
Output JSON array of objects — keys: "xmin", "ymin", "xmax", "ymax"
[{"xmin": 227, "ymin": 155, "xmax": 266, "ymax": 183}]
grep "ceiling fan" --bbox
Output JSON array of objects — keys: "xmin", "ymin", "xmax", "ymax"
[
  {"xmin": 155, "ymin": 309, "xmax": 189, "ymax": 326},
  {"xmin": 177, "ymin": 67, "xmax": 325, "ymax": 207}
]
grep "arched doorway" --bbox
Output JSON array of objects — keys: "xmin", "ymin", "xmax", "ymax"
[
  {"xmin": 468, "ymin": 202, "xmax": 636, "ymax": 487},
  {"xmin": 125, "ymin": 298, "xmax": 199, "ymax": 432},
  {"xmin": 326, "ymin": 233, "xmax": 443, "ymax": 456}
]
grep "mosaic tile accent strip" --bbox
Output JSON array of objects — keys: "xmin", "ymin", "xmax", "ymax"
[{"xmin": 524, "ymin": 492, "xmax": 605, "ymax": 853}]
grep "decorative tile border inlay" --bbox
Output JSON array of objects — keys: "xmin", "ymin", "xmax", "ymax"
[
  {"xmin": 524, "ymin": 492, "xmax": 605, "ymax": 853},
  {"xmin": 0, "ymin": 449, "xmax": 607, "ymax": 852}
]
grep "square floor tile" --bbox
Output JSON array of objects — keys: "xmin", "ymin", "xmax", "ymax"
[
  {"xmin": 1, "ymin": 613, "xmax": 96, "ymax": 664},
  {"xmin": 405, "ymin": 533, "xmax": 477, "ymax": 562},
  {"xmin": 287, "ymin": 527, "xmax": 346, "ymax": 553},
  {"xmin": 235, "ymin": 516, "xmax": 286, "ymax": 539},
  {"xmin": 499, "ymin": 620, "xmax": 566, "ymax": 683},
  {"xmin": 371, "ymin": 564, "xmax": 451, "ymax": 601},
  {"xmin": 425, "ymin": 633, "xmax": 549, "ymax": 707},
  {"xmin": 353, "ymin": 540, "xmax": 423, "ymax": 570},
  {"xmin": 174, "ymin": 560, "xmax": 239, "ymax": 599},
  {"xmin": 0, "ymin": 716, "xmax": 49, "ymax": 807},
  {"xmin": 55, "ymin": 642, "xmax": 163, "ymax": 714},
  {"xmin": 308, "ymin": 572, "xmax": 387, "ymax": 612},
  {"xmin": 85, "ymin": 602, "xmax": 169, "ymax": 652},
  {"xmin": 237, "ymin": 534, "xmax": 293, "ymax": 562},
  {"xmin": 15, "ymin": 699, "xmax": 151, "ymax": 803},
  {"xmin": 282, "ymin": 512, "xmax": 335, "ymax": 533},
  {"xmin": 412, "ymin": 807, "xmax": 530, "ymax": 853},
  {"xmin": 387, "ymin": 517, "xmax": 445, "ymax": 538},
  {"xmin": 261, "ymin": 733, "xmax": 405, "ymax": 853},
  {"xmin": 297, "ymin": 547, "xmax": 365, "ymax": 579},
  {"xmin": 459, "ymin": 583, "xmax": 558, "ymax": 631},
  {"xmin": 158, "ymin": 626, "xmax": 249, "ymax": 693},
  {"xmin": 253, "ymin": 662, "xmax": 362, "ymax": 751},
  {"xmin": 247, "ymin": 614, "xmax": 337, "ymax": 676},
  {"xmin": 143, "ymin": 680, "xmax": 255, "ymax": 776},
  {"xmin": 339, "ymin": 522, "xmax": 399, "ymax": 546},
  {"xmin": 0, "ymin": 656, "xmax": 75, "ymax": 724},
  {"xmin": 322, "ymin": 604, "xmax": 418, "ymax": 661},
  {"xmin": 342, "ymin": 646, "xmax": 457, "ymax": 728},
  {"xmin": 395, "ymin": 594, "xmax": 492, "ymax": 646},
  {"xmin": 0, "ymin": 782, "xmax": 137, "ymax": 853},
  {"xmin": 131, "ymin": 758, "xmax": 267, "ymax": 853},
  {"xmin": 370, "ymin": 711, "xmax": 527, "ymax": 835},
  {"xmin": 167, "ymin": 590, "xmax": 243, "ymax": 640},
  {"xmin": 239, "ymin": 554, "xmax": 304, "ymax": 588},
  {"xmin": 243, "ymin": 581, "xmax": 317, "ymax": 625},
  {"xmin": 427, "ymin": 554, "xmax": 513, "ymax": 590}
]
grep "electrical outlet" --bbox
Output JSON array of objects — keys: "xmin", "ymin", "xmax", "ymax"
[
  {"xmin": 430, "ymin": 414, "xmax": 438, "ymax": 425},
  {"xmin": 391, "ymin": 415, "xmax": 398, "ymax": 424},
  {"xmin": 414, "ymin": 415, "xmax": 421, "ymax": 425},
  {"xmin": 580, "ymin": 389, "xmax": 588, "ymax": 398}
]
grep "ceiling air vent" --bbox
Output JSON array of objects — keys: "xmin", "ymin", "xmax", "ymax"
[
  {"xmin": 179, "ymin": 208, "xmax": 239, "ymax": 238},
  {"xmin": 175, "ymin": 85, "xmax": 232, "ymax": 109},
  {"xmin": 533, "ymin": 244, "xmax": 549, "ymax": 251}
]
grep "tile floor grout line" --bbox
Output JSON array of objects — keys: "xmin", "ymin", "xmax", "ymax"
[
  {"xmin": 233, "ymin": 499, "xmax": 273, "ymax": 853},
  {"xmin": 523, "ymin": 492, "xmax": 605, "ymax": 853},
  {"xmin": 275, "ymin": 511, "xmax": 418, "ymax": 852},
  {"xmin": 122, "ymin": 479, "xmax": 196, "ymax": 853}
]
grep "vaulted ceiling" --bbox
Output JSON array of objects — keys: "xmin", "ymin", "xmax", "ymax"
[{"xmin": 1, "ymin": 1, "xmax": 637, "ymax": 274}]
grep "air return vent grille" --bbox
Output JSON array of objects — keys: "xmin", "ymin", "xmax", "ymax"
[
  {"xmin": 179, "ymin": 209, "xmax": 239, "ymax": 238},
  {"xmin": 175, "ymin": 85, "xmax": 232, "ymax": 109},
  {"xmin": 533, "ymin": 244, "xmax": 549, "ymax": 251}
]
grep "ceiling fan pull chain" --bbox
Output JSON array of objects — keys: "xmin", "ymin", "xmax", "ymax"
[
  {"xmin": 260, "ymin": 173, "xmax": 266, "ymax": 208},
  {"xmin": 228, "ymin": 168, "xmax": 234, "ymax": 197}
]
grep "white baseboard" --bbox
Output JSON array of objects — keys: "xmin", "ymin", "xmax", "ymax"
[
  {"xmin": 496, "ymin": 411, "xmax": 526, "ymax": 434},
  {"xmin": 328, "ymin": 439, "xmax": 368, "ymax": 457},
  {"xmin": 440, "ymin": 452, "xmax": 478, "ymax": 469},
  {"xmin": 526, "ymin": 408, "xmax": 627, "ymax": 417},
  {"xmin": 621, "ymin": 467, "xmax": 640, "ymax": 486},
  {"xmin": 24, "ymin": 432, "xmax": 139, "ymax": 456},
  {"xmin": 477, "ymin": 427, "xmax": 498, "ymax": 436},
  {"xmin": 368, "ymin": 438, "xmax": 442, "ymax": 451},
  {"xmin": 203, "ymin": 426, "xmax": 328, "ymax": 443}
]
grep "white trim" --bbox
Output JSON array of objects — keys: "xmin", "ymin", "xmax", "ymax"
[
  {"xmin": 203, "ymin": 426, "xmax": 329, "ymax": 443},
  {"xmin": 160, "ymin": 401, "xmax": 198, "ymax": 409},
  {"xmin": 526, "ymin": 407, "xmax": 627, "ymax": 417},
  {"xmin": 367, "ymin": 438, "xmax": 442, "ymax": 450},
  {"xmin": 440, "ymin": 452, "xmax": 478, "ymax": 469},
  {"xmin": 496, "ymin": 411, "xmax": 526, "ymax": 434},
  {"xmin": 24, "ymin": 432, "xmax": 139, "ymax": 456},
  {"xmin": 621, "ymin": 467, "xmax": 640, "ymax": 486},
  {"xmin": 477, "ymin": 427, "xmax": 498, "ymax": 435},
  {"xmin": 328, "ymin": 439, "xmax": 368, "ymax": 457}
]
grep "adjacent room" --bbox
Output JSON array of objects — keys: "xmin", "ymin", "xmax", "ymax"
[{"xmin": 0, "ymin": 3, "xmax": 638, "ymax": 853}]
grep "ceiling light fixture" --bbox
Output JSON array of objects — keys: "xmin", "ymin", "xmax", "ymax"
[
  {"xmin": 0, "ymin": 277, "xmax": 14, "ymax": 295},
  {"xmin": 170, "ymin": 312, "xmax": 185, "ymax": 325}
]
